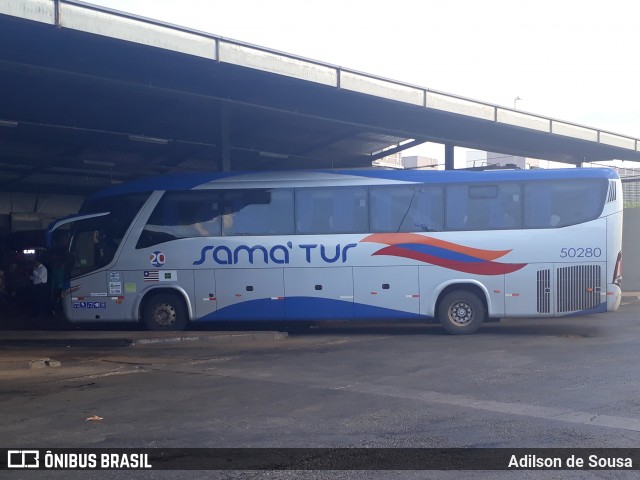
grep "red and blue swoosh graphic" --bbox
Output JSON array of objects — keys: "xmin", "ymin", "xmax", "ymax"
[{"xmin": 362, "ymin": 233, "xmax": 526, "ymax": 275}]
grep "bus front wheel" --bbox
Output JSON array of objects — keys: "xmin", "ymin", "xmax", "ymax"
[
  {"xmin": 437, "ymin": 290, "xmax": 485, "ymax": 335},
  {"xmin": 142, "ymin": 292, "xmax": 188, "ymax": 331}
]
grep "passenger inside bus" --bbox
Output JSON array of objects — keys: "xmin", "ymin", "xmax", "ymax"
[
  {"xmin": 194, "ymin": 202, "xmax": 222, "ymax": 236},
  {"xmin": 221, "ymin": 206, "xmax": 235, "ymax": 235},
  {"xmin": 93, "ymin": 230, "xmax": 117, "ymax": 267}
]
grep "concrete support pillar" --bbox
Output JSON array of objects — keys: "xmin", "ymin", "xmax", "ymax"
[
  {"xmin": 220, "ymin": 104, "xmax": 231, "ymax": 171},
  {"xmin": 444, "ymin": 144, "xmax": 455, "ymax": 170}
]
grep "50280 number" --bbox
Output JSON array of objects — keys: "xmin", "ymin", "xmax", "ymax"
[{"xmin": 560, "ymin": 247, "xmax": 602, "ymax": 258}]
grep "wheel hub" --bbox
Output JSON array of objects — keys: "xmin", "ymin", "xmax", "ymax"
[
  {"xmin": 153, "ymin": 303, "xmax": 176, "ymax": 327},
  {"xmin": 449, "ymin": 301, "xmax": 473, "ymax": 326}
]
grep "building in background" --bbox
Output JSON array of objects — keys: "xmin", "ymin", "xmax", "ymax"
[
  {"xmin": 373, "ymin": 154, "xmax": 438, "ymax": 170},
  {"xmin": 465, "ymin": 151, "xmax": 539, "ymax": 169}
]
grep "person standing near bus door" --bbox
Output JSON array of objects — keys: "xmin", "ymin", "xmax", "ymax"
[
  {"xmin": 29, "ymin": 258, "xmax": 49, "ymax": 320},
  {"xmin": 50, "ymin": 253, "xmax": 65, "ymax": 316}
]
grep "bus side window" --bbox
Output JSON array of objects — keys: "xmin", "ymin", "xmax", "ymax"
[
  {"xmin": 446, "ymin": 184, "xmax": 521, "ymax": 231},
  {"xmin": 370, "ymin": 185, "xmax": 443, "ymax": 233},
  {"xmin": 489, "ymin": 185, "xmax": 522, "ymax": 229},
  {"xmin": 332, "ymin": 188, "xmax": 368, "ymax": 233},
  {"xmin": 221, "ymin": 189, "xmax": 293, "ymax": 236},
  {"xmin": 420, "ymin": 187, "xmax": 444, "ymax": 232},
  {"xmin": 137, "ymin": 191, "xmax": 222, "ymax": 248},
  {"xmin": 194, "ymin": 201, "xmax": 222, "ymax": 236},
  {"xmin": 446, "ymin": 185, "xmax": 476, "ymax": 230},
  {"xmin": 524, "ymin": 183, "xmax": 552, "ymax": 228},
  {"xmin": 295, "ymin": 189, "xmax": 315, "ymax": 233},
  {"xmin": 296, "ymin": 187, "xmax": 367, "ymax": 234},
  {"xmin": 523, "ymin": 179, "xmax": 607, "ymax": 229}
]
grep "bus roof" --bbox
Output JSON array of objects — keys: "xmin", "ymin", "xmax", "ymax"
[{"xmin": 91, "ymin": 168, "xmax": 619, "ymax": 199}]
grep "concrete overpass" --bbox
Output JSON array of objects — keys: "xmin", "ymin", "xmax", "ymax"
[{"xmin": 0, "ymin": 0, "xmax": 639, "ymax": 200}]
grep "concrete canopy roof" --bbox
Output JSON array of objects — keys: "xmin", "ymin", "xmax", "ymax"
[{"xmin": 1, "ymin": 0, "xmax": 640, "ymax": 196}]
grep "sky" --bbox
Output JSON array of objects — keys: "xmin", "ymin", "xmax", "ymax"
[{"xmin": 88, "ymin": 0, "xmax": 640, "ymax": 166}]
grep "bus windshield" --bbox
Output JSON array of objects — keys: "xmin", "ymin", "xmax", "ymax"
[{"xmin": 68, "ymin": 193, "xmax": 150, "ymax": 277}]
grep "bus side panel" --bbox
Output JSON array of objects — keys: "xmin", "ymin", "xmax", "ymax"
[
  {"xmin": 504, "ymin": 262, "xmax": 608, "ymax": 318},
  {"xmin": 284, "ymin": 267, "xmax": 354, "ymax": 320},
  {"xmin": 353, "ymin": 266, "xmax": 420, "ymax": 318},
  {"xmin": 194, "ymin": 269, "xmax": 217, "ymax": 319},
  {"xmin": 505, "ymin": 264, "xmax": 554, "ymax": 317},
  {"xmin": 214, "ymin": 268, "xmax": 285, "ymax": 320},
  {"xmin": 553, "ymin": 261, "xmax": 607, "ymax": 316}
]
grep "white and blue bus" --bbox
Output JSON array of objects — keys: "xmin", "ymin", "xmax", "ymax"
[{"xmin": 49, "ymin": 168, "xmax": 623, "ymax": 334}]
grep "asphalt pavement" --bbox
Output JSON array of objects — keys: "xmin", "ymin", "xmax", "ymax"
[
  {"xmin": 0, "ymin": 301, "xmax": 288, "ymax": 371},
  {"xmin": 2, "ymin": 295, "xmax": 640, "ymax": 479}
]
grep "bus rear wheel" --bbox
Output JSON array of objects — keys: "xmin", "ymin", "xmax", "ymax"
[
  {"xmin": 142, "ymin": 292, "xmax": 188, "ymax": 331},
  {"xmin": 438, "ymin": 290, "xmax": 485, "ymax": 335}
]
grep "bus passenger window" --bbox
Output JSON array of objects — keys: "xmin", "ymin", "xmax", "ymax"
[
  {"xmin": 137, "ymin": 191, "xmax": 222, "ymax": 248},
  {"xmin": 490, "ymin": 186, "xmax": 521, "ymax": 229},
  {"xmin": 370, "ymin": 185, "xmax": 443, "ymax": 232},
  {"xmin": 295, "ymin": 187, "xmax": 368, "ymax": 234},
  {"xmin": 194, "ymin": 202, "xmax": 222, "ymax": 236},
  {"xmin": 221, "ymin": 189, "xmax": 293, "ymax": 236},
  {"xmin": 524, "ymin": 179, "xmax": 607, "ymax": 229},
  {"xmin": 446, "ymin": 184, "xmax": 521, "ymax": 231}
]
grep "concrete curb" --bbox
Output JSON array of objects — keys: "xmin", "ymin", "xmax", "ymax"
[
  {"xmin": 131, "ymin": 331, "xmax": 289, "ymax": 346},
  {"xmin": 0, "ymin": 331, "xmax": 288, "ymax": 348},
  {"xmin": 0, "ymin": 331, "xmax": 288, "ymax": 371}
]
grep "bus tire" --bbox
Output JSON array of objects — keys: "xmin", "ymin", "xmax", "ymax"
[
  {"xmin": 142, "ymin": 292, "xmax": 188, "ymax": 331},
  {"xmin": 437, "ymin": 290, "xmax": 485, "ymax": 335}
]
